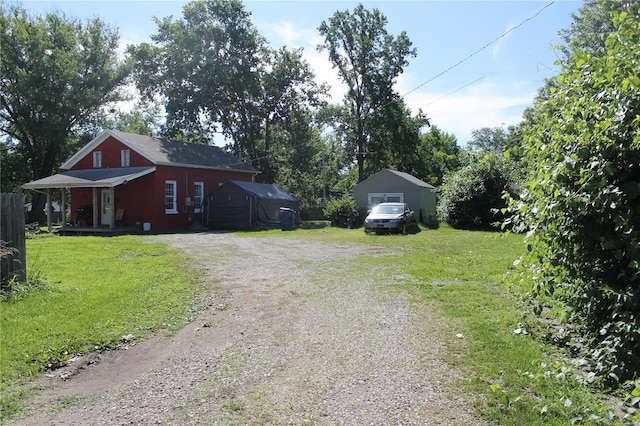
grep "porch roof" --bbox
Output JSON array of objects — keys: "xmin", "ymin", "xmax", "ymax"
[{"xmin": 23, "ymin": 166, "xmax": 156, "ymax": 189}]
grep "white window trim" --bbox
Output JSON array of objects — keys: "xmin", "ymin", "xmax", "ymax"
[
  {"xmin": 93, "ymin": 151, "xmax": 102, "ymax": 168},
  {"xmin": 165, "ymin": 180, "xmax": 178, "ymax": 214},
  {"xmin": 121, "ymin": 149, "xmax": 130, "ymax": 167},
  {"xmin": 194, "ymin": 182, "xmax": 204, "ymax": 213}
]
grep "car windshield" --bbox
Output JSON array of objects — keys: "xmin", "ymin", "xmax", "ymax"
[{"xmin": 372, "ymin": 205, "xmax": 403, "ymax": 215}]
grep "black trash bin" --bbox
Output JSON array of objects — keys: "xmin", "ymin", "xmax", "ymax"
[{"xmin": 279, "ymin": 207, "xmax": 295, "ymax": 231}]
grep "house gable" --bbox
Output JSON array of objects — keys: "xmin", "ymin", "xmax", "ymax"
[
  {"xmin": 69, "ymin": 136, "xmax": 154, "ymax": 170},
  {"xmin": 360, "ymin": 169, "xmax": 434, "ymax": 189},
  {"xmin": 62, "ymin": 130, "xmax": 159, "ymax": 169},
  {"xmin": 62, "ymin": 129, "xmax": 258, "ymax": 175}
]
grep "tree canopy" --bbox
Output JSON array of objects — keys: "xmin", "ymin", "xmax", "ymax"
[
  {"xmin": 128, "ymin": 0, "xmax": 265, "ymax": 147},
  {"xmin": 558, "ymin": 0, "xmax": 625, "ymax": 59},
  {"xmin": 128, "ymin": 0, "xmax": 327, "ymax": 200},
  {"xmin": 317, "ymin": 4, "xmax": 418, "ymax": 183},
  {"xmin": 467, "ymin": 125, "xmax": 523, "ymax": 161},
  {"xmin": 0, "ymin": 4, "xmax": 130, "ymax": 221},
  {"xmin": 415, "ymin": 126, "xmax": 461, "ymax": 187}
]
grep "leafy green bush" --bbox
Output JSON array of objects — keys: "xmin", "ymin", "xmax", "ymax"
[
  {"xmin": 437, "ymin": 153, "xmax": 517, "ymax": 229},
  {"xmin": 508, "ymin": 11, "xmax": 640, "ymax": 384},
  {"xmin": 322, "ymin": 195, "xmax": 362, "ymax": 228}
]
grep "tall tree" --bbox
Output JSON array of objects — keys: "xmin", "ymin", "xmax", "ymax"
[
  {"xmin": 128, "ymin": 0, "xmax": 264, "ymax": 148},
  {"xmin": 101, "ymin": 102, "xmax": 163, "ymax": 137},
  {"xmin": 128, "ymin": 0, "xmax": 326, "ymax": 185},
  {"xmin": 253, "ymin": 47, "xmax": 327, "ymax": 184},
  {"xmin": 364, "ymin": 99, "xmax": 429, "ymax": 179},
  {"xmin": 558, "ymin": 0, "xmax": 627, "ymax": 59},
  {"xmin": 0, "ymin": 5, "xmax": 130, "ymax": 222},
  {"xmin": 531, "ymin": 0, "xmax": 630, "ymax": 110},
  {"xmin": 317, "ymin": 4, "xmax": 416, "ymax": 182}
]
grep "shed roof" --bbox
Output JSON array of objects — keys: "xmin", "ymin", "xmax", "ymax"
[
  {"xmin": 386, "ymin": 170, "xmax": 435, "ymax": 188},
  {"xmin": 62, "ymin": 130, "xmax": 258, "ymax": 174},
  {"xmin": 357, "ymin": 169, "xmax": 436, "ymax": 189},
  {"xmin": 225, "ymin": 180, "xmax": 298, "ymax": 201}
]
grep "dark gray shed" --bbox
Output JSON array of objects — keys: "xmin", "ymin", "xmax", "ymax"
[
  {"xmin": 353, "ymin": 169, "xmax": 437, "ymax": 224},
  {"xmin": 202, "ymin": 180, "xmax": 299, "ymax": 230}
]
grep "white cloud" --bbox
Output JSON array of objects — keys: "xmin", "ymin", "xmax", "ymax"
[
  {"xmin": 491, "ymin": 22, "xmax": 517, "ymax": 59},
  {"xmin": 264, "ymin": 20, "xmax": 318, "ymax": 49},
  {"xmin": 304, "ymin": 50, "xmax": 346, "ymax": 101},
  {"xmin": 261, "ymin": 19, "xmax": 346, "ymax": 102},
  {"xmin": 401, "ymin": 78, "xmax": 536, "ymax": 144}
]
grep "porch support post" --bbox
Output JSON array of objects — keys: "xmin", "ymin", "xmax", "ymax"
[
  {"xmin": 61, "ymin": 189, "xmax": 67, "ymax": 227},
  {"xmin": 109, "ymin": 187, "xmax": 115, "ymax": 230},
  {"xmin": 46, "ymin": 189, "xmax": 52, "ymax": 232},
  {"xmin": 92, "ymin": 188, "xmax": 98, "ymax": 228}
]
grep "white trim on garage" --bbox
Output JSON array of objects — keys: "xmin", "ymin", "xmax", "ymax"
[{"xmin": 367, "ymin": 192, "xmax": 404, "ymax": 206}]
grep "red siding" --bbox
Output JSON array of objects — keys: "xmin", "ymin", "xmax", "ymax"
[
  {"xmin": 72, "ymin": 136, "xmax": 153, "ymax": 169},
  {"xmin": 149, "ymin": 166, "xmax": 251, "ymax": 230},
  {"xmin": 68, "ymin": 136, "xmax": 254, "ymax": 231}
]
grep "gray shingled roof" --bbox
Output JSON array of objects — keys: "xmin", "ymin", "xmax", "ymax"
[
  {"xmin": 386, "ymin": 169, "xmax": 435, "ymax": 188},
  {"xmin": 229, "ymin": 180, "xmax": 298, "ymax": 201},
  {"xmin": 23, "ymin": 167, "xmax": 156, "ymax": 189},
  {"xmin": 108, "ymin": 130, "xmax": 258, "ymax": 173}
]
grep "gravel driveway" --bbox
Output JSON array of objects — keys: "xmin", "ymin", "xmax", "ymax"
[{"xmin": 9, "ymin": 232, "xmax": 483, "ymax": 425}]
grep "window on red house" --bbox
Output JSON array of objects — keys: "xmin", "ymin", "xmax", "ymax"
[
  {"xmin": 93, "ymin": 151, "xmax": 102, "ymax": 168},
  {"xmin": 165, "ymin": 180, "xmax": 177, "ymax": 214},
  {"xmin": 121, "ymin": 150, "xmax": 130, "ymax": 167},
  {"xmin": 194, "ymin": 182, "xmax": 204, "ymax": 213}
]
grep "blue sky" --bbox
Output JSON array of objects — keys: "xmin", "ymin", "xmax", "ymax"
[{"xmin": 19, "ymin": 0, "xmax": 583, "ymax": 144}]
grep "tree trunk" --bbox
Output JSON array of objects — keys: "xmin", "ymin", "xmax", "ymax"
[{"xmin": 28, "ymin": 191, "xmax": 47, "ymax": 224}]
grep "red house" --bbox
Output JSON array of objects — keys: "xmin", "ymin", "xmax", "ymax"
[{"xmin": 23, "ymin": 130, "xmax": 258, "ymax": 232}]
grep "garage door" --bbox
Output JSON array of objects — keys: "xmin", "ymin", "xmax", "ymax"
[{"xmin": 368, "ymin": 192, "xmax": 404, "ymax": 206}]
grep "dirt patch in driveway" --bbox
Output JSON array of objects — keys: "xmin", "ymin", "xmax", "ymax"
[{"xmin": 7, "ymin": 232, "xmax": 483, "ymax": 425}]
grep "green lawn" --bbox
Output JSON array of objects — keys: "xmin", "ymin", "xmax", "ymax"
[
  {"xmin": 0, "ymin": 233, "xmax": 205, "ymax": 419},
  {"xmin": 0, "ymin": 226, "xmax": 630, "ymax": 424}
]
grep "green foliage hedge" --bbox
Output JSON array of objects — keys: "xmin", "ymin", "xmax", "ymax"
[
  {"xmin": 508, "ymin": 11, "xmax": 640, "ymax": 384},
  {"xmin": 322, "ymin": 195, "xmax": 363, "ymax": 228},
  {"xmin": 437, "ymin": 153, "xmax": 518, "ymax": 229}
]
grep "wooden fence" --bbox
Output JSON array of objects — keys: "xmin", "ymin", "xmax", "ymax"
[{"xmin": 1, "ymin": 193, "xmax": 26, "ymax": 284}]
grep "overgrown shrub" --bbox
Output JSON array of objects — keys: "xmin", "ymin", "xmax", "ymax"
[
  {"xmin": 437, "ymin": 153, "xmax": 517, "ymax": 229},
  {"xmin": 0, "ymin": 273, "xmax": 50, "ymax": 302},
  {"xmin": 322, "ymin": 195, "xmax": 362, "ymax": 228},
  {"xmin": 508, "ymin": 11, "xmax": 640, "ymax": 385},
  {"xmin": 1, "ymin": 237, "xmax": 51, "ymax": 301}
]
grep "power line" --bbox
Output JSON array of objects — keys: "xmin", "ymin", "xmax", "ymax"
[
  {"xmin": 401, "ymin": 1, "xmax": 556, "ymax": 99},
  {"xmin": 415, "ymin": 37, "xmax": 561, "ymax": 111}
]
